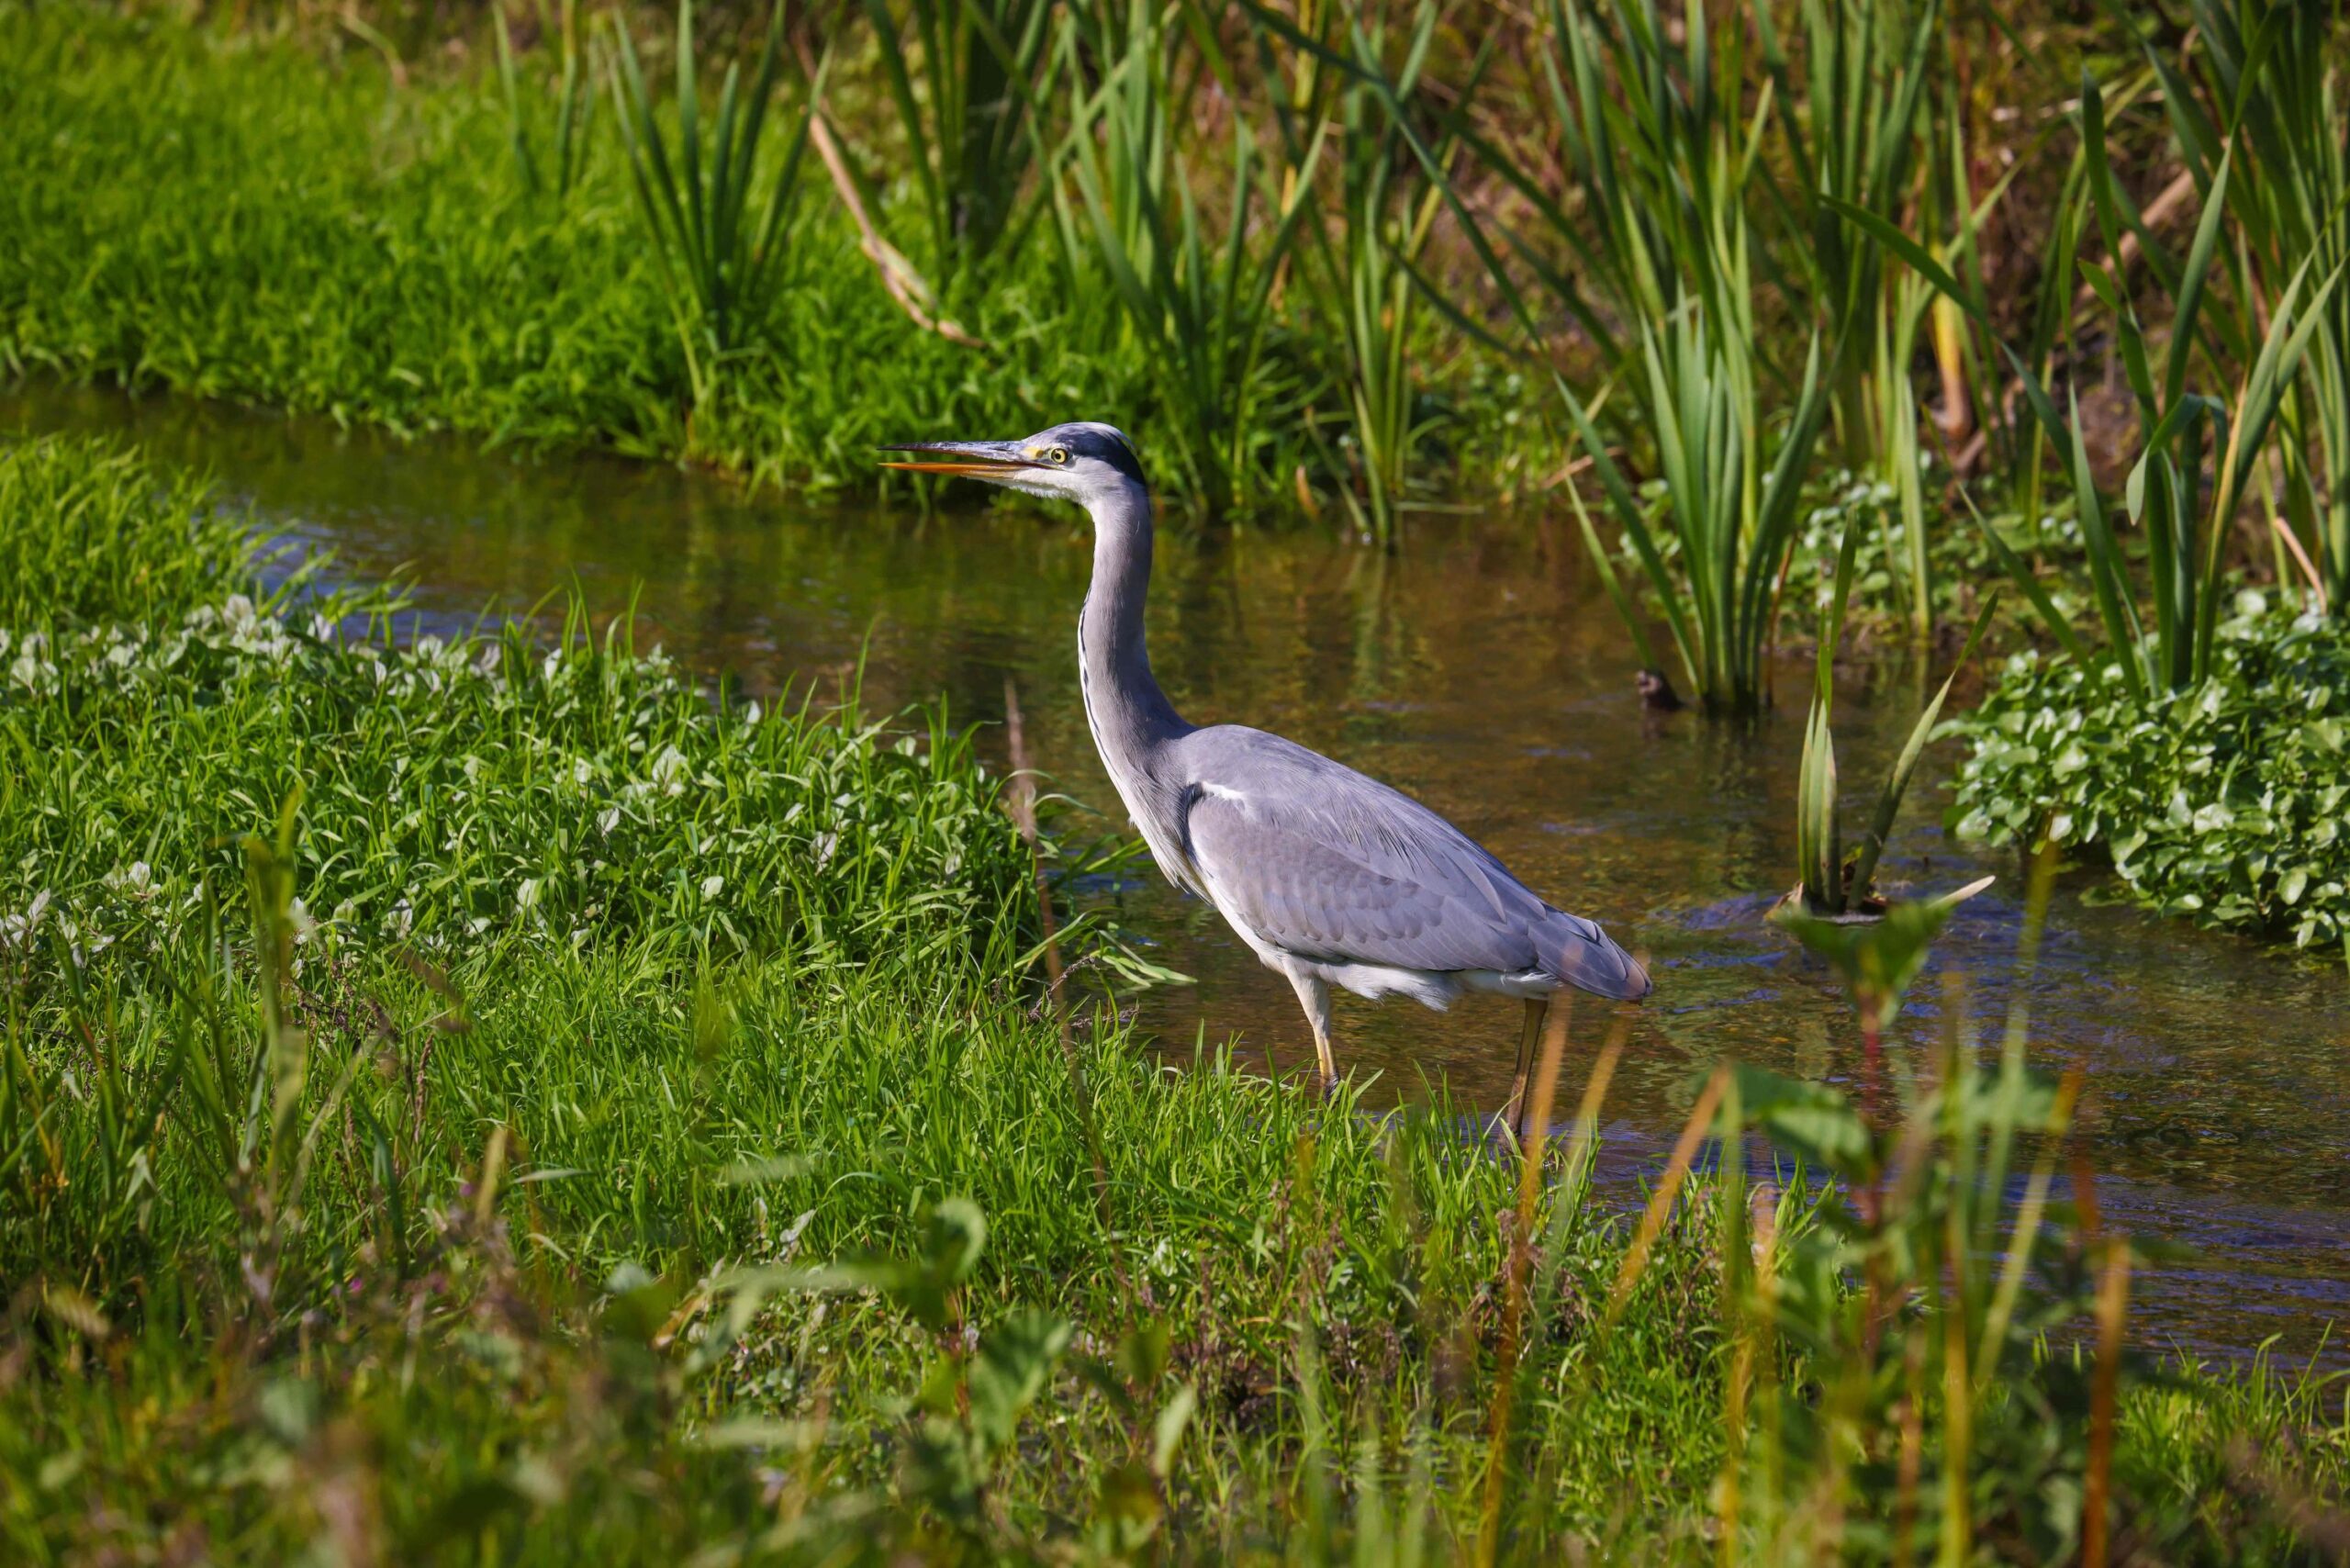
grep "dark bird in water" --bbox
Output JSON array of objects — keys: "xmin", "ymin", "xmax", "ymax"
[
  {"xmin": 881, "ymin": 422, "xmax": 1651, "ymax": 1139},
  {"xmin": 1635, "ymin": 668, "xmax": 1684, "ymax": 711}
]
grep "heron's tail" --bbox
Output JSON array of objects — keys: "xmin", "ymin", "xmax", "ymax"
[{"xmin": 1543, "ymin": 910, "xmax": 1651, "ymax": 1001}]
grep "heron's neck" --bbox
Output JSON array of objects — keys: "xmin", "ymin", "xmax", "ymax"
[{"xmin": 1077, "ymin": 483, "xmax": 1189, "ymax": 778}]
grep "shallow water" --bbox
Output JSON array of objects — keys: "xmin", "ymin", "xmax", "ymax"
[{"xmin": 9, "ymin": 384, "xmax": 2347, "ymax": 1364}]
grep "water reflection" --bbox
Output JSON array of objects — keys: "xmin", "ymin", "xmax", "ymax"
[{"xmin": 6, "ymin": 383, "xmax": 2346, "ymax": 1362}]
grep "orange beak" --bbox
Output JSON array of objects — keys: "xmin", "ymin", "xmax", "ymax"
[{"xmin": 877, "ymin": 441, "xmax": 1036, "ymax": 477}]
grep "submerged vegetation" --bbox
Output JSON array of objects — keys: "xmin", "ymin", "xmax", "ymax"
[{"xmin": 4, "ymin": 432, "xmax": 2346, "ymax": 1561}]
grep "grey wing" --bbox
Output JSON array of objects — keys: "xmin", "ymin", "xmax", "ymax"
[{"xmin": 1172, "ymin": 726, "xmax": 1644, "ymax": 995}]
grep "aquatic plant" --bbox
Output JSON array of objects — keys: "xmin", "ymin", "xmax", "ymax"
[
  {"xmin": 849, "ymin": 0, "xmax": 1059, "ymax": 290},
  {"xmin": 1449, "ymin": 0, "xmax": 1837, "ymax": 712},
  {"xmin": 1839, "ymin": 69, "xmax": 2347, "ymax": 700},
  {"xmin": 1240, "ymin": 0, "xmax": 1483, "ymax": 546},
  {"xmin": 1764, "ymin": 0, "xmax": 1942, "ymax": 467},
  {"xmin": 609, "ymin": 0, "xmax": 822, "ymax": 407},
  {"xmin": 2144, "ymin": 0, "xmax": 2350, "ymax": 618},
  {"xmin": 1952, "ymin": 599, "xmax": 2350, "ymax": 960},
  {"xmin": 1780, "ymin": 528, "xmax": 1997, "ymax": 921}
]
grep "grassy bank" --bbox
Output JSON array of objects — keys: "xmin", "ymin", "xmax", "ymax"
[
  {"xmin": 0, "ymin": 8, "xmax": 1149, "ymax": 493},
  {"xmin": 0, "ymin": 5, "xmax": 1525, "ymax": 518},
  {"xmin": 5, "ymin": 434, "xmax": 2346, "ymax": 1561}
]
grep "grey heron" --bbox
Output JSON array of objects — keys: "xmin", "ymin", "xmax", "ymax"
[{"xmin": 882, "ymin": 422, "xmax": 1651, "ymax": 1138}]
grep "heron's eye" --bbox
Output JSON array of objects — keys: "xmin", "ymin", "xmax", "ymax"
[{"xmin": 1049, "ymin": 446, "xmax": 1070, "ymax": 465}]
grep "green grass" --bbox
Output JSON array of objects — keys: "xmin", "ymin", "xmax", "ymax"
[
  {"xmin": 0, "ymin": 5, "xmax": 1525, "ymax": 517},
  {"xmin": 0, "ymin": 431, "xmax": 255, "ymax": 627},
  {"xmin": 0, "ymin": 433, "xmax": 1737, "ymax": 1557},
  {"xmin": 1, "ymin": 11, "xmax": 684, "ymax": 452},
  {"xmin": 0, "ymin": 7, "xmax": 1140, "ymax": 496},
  {"xmin": 4, "ymin": 436, "xmax": 2345, "ymax": 1562}
]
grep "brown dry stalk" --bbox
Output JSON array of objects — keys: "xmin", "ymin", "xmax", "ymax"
[
  {"xmin": 1476, "ymin": 1000, "xmax": 1572, "ymax": 1567},
  {"xmin": 1002, "ymin": 679, "xmax": 1068, "ymax": 1042},
  {"xmin": 2273, "ymin": 513, "xmax": 2332, "ymax": 614},
  {"xmin": 2084, "ymin": 1237, "xmax": 2132, "ymax": 1568},
  {"xmin": 1607, "ymin": 1063, "xmax": 1729, "ymax": 1327},
  {"xmin": 798, "ymin": 90, "xmax": 983, "ymax": 349}
]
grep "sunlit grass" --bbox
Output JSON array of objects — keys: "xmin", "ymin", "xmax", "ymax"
[
  {"xmin": 0, "ymin": 432, "xmax": 255, "ymax": 627},
  {"xmin": 0, "ymin": 4, "xmax": 1523, "ymax": 517}
]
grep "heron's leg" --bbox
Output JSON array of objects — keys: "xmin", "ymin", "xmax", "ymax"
[
  {"xmin": 1504, "ymin": 997, "xmax": 1548, "ymax": 1145},
  {"xmin": 1283, "ymin": 968, "xmax": 1338, "ymax": 1094}
]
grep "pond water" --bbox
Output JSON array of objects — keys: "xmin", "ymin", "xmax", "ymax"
[{"xmin": 8, "ymin": 384, "xmax": 2347, "ymax": 1365}]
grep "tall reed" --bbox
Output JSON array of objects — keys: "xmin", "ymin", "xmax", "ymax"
[
  {"xmin": 1250, "ymin": 0, "xmax": 1483, "ymax": 547},
  {"xmin": 2146, "ymin": 0, "xmax": 2350, "ymax": 615},
  {"xmin": 1784, "ymin": 527, "xmax": 1996, "ymax": 919},
  {"xmin": 1841, "ymin": 68, "xmax": 2347, "ymax": 699},
  {"xmin": 609, "ymin": 0, "xmax": 819, "ymax": 407},
  {"xmin": 1050, "ymin": 0, "xmax": 1324, "ymax": 512},
  {"xmin": 853, "ymin": 0, "xmax": 1058, "ymax": 288},
  {"xmin": 1764, "ymin": 0, "xmax": 1942, "ymax": 464},
  {"xmin": 493, "ymin": 0, "xmax": 593, "ymax": 201},
  {"xmin": 1449, "ymin": 0, "xmax": 1836, "ymax": 712}
]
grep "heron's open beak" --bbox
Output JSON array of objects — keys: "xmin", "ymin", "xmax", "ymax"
[{"xmin": 877, "ymin": 440, "xmax": 1037, "ymax": 476}]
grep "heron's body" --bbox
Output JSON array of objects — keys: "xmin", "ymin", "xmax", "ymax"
[{"xmin": 883, "ymin": 422, "xmax": 1649, "ymax": 1136}]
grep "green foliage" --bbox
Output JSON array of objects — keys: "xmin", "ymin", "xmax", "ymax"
[
  {"xmin": 1048, "ymin": 0, "xmax": 1324, "ymax": 514},
  {"xmin": 1472, "ymin": 0, "xmax": 1837, "ymax": 711},
  {"xmin": 1790, "ymin": 465, "xmax": 2002, "ymax": 632},
  {"xmin": 1766, "ymin": 0, "xmax": 1942, "ymax": 361},
  {"xmin": 0, "ymin": 6, "xmax": 1393, "ymax": 509},
  {"xmin": 852, "ymin": 0, "xmax": 1058, "ymax": 288},
  {"xmin": 1776, "ymin": 896, "xmax": 1951, "ymax": 1031},
  {"xmin": 1951, "ymin": 602, "xmax": 2350, "ymax": 956},
  {"xmin": 1717, "ymin": 902, "xmax": 2101, "ymax": 1559},
  {"xmin": 494, "ymin": 0, "xmax": 594, "ymax": 201},
  {"xmin": 2147, "ymin": 0, "xmax": 2350, "ymax": 614},
  {"xmin": 0, "ymin": 8, "xmax": 688, "ymax": 452},
  {"xmin": 1837, "ymin": 68, "xmax": 2346, "ymax": 699},
  {"xmin": 0, "ymin": 433, "xmax": 255, "ymax": 628},
  {"xmin": 1764, "ymin": 0, "xmax": 1947, "ymax": 621},
  {"xmin": 0, "ymin": 446, "xmax": 1047, "ymax": 988},
  {"xmin": 610, "ymin": 0, "xmax": 821, "ymax": 405},
  {"xmin": 0, "ymin": 599, "xmax": 1044, "ymax": 980},
  {"xmin": 1255, "ymin": 0, "xmax": 1477, "ymax": 546},
  {"xmin": 1783, "ymin": 526, "xmax": 1996, "ymax": 920}
]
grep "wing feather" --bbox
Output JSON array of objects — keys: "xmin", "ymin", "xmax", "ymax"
[{"xmin": 1175, "ymin": 726, "xmax": 1556, "ymax": 976}]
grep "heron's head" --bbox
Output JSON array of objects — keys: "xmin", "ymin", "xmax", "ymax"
[{"xmin": 878, "ymin": 421, "xmax": 1147, "ymax": 508}]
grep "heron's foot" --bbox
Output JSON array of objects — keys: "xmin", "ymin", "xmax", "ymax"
[{"xmin": 1318, "ymin": 1072, "xmax": 1341, "ymax": 1102}]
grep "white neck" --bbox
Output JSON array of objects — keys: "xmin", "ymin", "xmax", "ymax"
[{"xmin": 1074, "ymin": 482, "xmax": 1196, "ymax": 886}]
